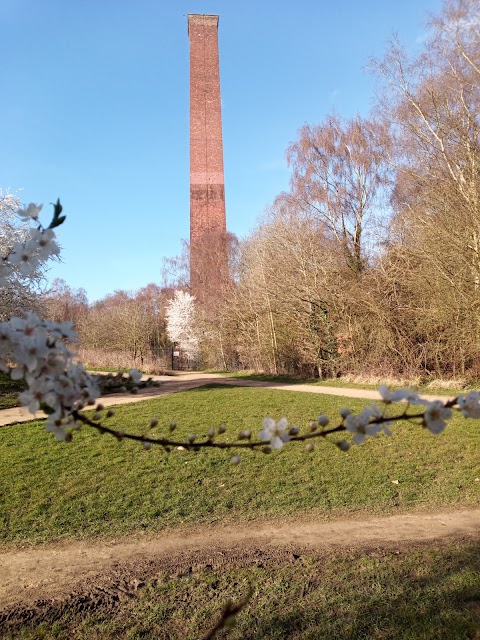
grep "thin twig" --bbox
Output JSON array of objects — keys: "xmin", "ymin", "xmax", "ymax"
[
  {"xmin": 202, "ymin": 590, "xmax": 253, "ymax": 640},
  {"xmin": 70, "ymin": 402, "xmax": 450, "ymax": 452}
]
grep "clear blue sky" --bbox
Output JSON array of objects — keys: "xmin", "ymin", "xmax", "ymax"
[{"xmin": 1, "ymin": 0, "xmax": 443, "ymax": 301}]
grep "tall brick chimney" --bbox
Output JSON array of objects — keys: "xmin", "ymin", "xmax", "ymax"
[{"xmin": 188, "ymin": 14, "xmax": 227, "ymax": 302}]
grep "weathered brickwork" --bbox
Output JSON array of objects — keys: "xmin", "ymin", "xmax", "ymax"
[{"xmin": 188, "ymin": 14, "xmax": 227, "ymax": 300}]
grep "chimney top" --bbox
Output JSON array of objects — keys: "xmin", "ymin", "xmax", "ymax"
[{"xmin": 188, "ymin": 14, "xmax": 219, "ymax": 36}]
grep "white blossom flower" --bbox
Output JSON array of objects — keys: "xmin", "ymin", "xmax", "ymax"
[
  {"xmin": 259, "ymin": 417, "xmax": 290, "ymax": 450},
  {"xmin": 378, "ymin": 385, "xmax": 425, "ymax": 405},
  {"xmin": 48, "ymin": 320, "xmax": 77, "ymax": 342},
  {"xmin": 10, "ymin": 366, "xmax": 26, "ymax": 380},
  {"xmin": 28, "ymin": 228, "xmax": 60, "ymax": 259},
  {"xmin": 19, "ymin": 377, "xmax": 55, "ymax": 414},
  {"xmin": 345, "ymin": 412, "xmax": 370, "ymax": 444},
  {"xmin": 367, "ymin": 402, "xmax": 382, "ymax": 418},
  {"xmin": 129, "ymin": 368, "xmax": 143, "ymax": 383},
  {"xmin": 403, "ymin": 391, "xmax": 428, "ymax": 405},
  {"xmin": 345, "ymin": 404, "xmax": 390, "ymax": 443},
  {"xmin": 12, "ymin": 333, "xmax": 49, "ymax": 372},
  {"xmin": 378, "ymin": 385, "xmax": 397, "ymax": 403},
  {"xmin": 8, "ymin": 314, "xmax": 40, "ymax": 336},
  {"xmin": 378, "ymin": 385, "xmax": 406, "ymax": 403},
  {"xmin": 458, "ymin": 391, "xmax": 480, "ymax": 419},
  {"xmin": 7, "ymin": 243, "xmax": 40, "ymax": 276},
  {"xmin": 423, "ymin": 401, "xmax": 452, "ymax": 434},
  {"xmin": 17, "ymin": 203, "xmax": 42, "ymax": 220},
  {"xmin": 44, "ymin": 418, "xmax": 68, "ymax": 441}
]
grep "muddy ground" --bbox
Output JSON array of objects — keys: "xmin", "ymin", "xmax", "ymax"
[{"xmin": 1, "ymin": 507, "xmax": 479, "ymax": 634}]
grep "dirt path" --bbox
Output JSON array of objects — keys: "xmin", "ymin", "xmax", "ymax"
[
  {"xmin": 1, "ymin": 507, "xmax": 479, "ymax": 616},
  {"xmin": 0, "ymin": 372, "xmax": 454, "ymax": 426}
]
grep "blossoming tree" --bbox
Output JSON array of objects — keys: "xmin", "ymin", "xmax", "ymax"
[
  {"xmin": 0, "ymin": 191, "xmax": 53, "ymax": 321},
  {"xmin": 166, "ymin": 290, "xmax": 199, "ymax": 360}
]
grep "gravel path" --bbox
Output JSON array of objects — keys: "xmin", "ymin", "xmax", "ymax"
[{"xmin": 0, "ymin": 372, "xmax": 454, "ymax": 427}]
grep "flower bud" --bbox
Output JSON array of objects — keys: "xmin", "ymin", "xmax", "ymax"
[
  {"xmin": 340, "ymin": 407, "xmax": 351, "ymax": 419},
  {"xmin": 93, "ymin": 412, "xmax": 102, "ymax": 421},
  {"xmin": 218, "ymin": 424, "xmax": 226, "ymax": 434},
  {"xmin": 207, "ymin": 428, "xmax": 215, "ymax": 438},
  {"xmin": 106, "ymin": 409, "xmax": 115, "ymax": 418},
  {"xmin": 317, "ymin": 414, "xmax": 329, "ymax": 427},
  {"xmin": 305, "ymin": 442, "xmax": 315, "ymax": 452},
  {"xmin": 187, "ymin": 433, "xmax": 196, "ymax": 444},
  {"xmin": 150, "ymin": 418, "xmax": 159, "ymax": 428},
  {"xmin": 231, "ymin": 455, "xmax": 241, "ymax": 465},
  {"xmin": 336, "ymin": 440, "xmax": 350, "ymax": 452},
  {"xmin": 143, "ymin": 441, "xmax": 152, "ymax": 451},
  {"xmin": 262, "ymin": 445, "xmax": 272, "ymax": 454},
  {"xmin": 289, "ymin": 425, "xmax": 300, "ymax": 435},
  {"xmin": 309, "ymin": 421, "xmax": 317, "ymax": 432},
  {"xmin": 169, "ymin": 422, "xmax": 176, "ymax": 432}
]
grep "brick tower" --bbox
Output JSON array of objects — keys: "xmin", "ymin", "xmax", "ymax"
[{"xmin": 188, "ymin": 14, "xmax": 228, "ymax": 302}]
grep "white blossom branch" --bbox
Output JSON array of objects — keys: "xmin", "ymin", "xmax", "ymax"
[{"xmin": 65, "ymin": 391, "xmax": 476, "ymax": 465}]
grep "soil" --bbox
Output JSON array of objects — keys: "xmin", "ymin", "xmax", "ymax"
[{"xmin": 0, "ymin": 507, "xmax": 479, "ymax": 633}]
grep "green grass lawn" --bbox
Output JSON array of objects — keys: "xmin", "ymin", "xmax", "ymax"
[
  {"xmin": 0, "ymin": 371, "xmax": 26, "ymax": 410},
  {"xmin": 5, "ymin": 539, "xmax": 480, "ymax": 639},
  {"xmin": 1, "ymin": 387, "xmax": 479, "ymax": 546},
  {"xmin": 1, "ymin": 386, "xmax": 479, "ymax": 639}
]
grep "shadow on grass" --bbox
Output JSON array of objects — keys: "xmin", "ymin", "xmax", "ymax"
[{"xmin": 241, "ymin": 540, "xmax": 480, "ymax": 640}]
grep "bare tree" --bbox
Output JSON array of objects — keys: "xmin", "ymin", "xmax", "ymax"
[
  {"xmin": 371, "ymin": 0, "xmax": 480, "ymax": 376},
  {"xmin": 43, "ymin": 278, "xmax": 89, "ymax": 326},
  {"xmin": 285, "ymin": 114, "xmax": 391, "ymax": 273}
]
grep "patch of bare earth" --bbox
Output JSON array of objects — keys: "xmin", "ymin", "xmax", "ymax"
[{"xmin": 0, "ymin": 508, "xmax": 479, "ymax": 633}]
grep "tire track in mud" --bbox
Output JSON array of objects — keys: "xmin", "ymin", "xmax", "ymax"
[{"xmin": 1, "ymin": 507, "xmax": 480, "ymax": 633}]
